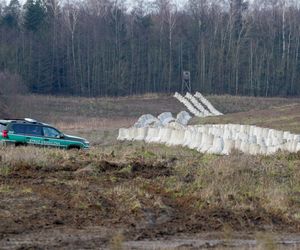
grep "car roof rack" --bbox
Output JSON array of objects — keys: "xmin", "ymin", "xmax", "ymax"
[{"xmin": 24, "ymin": 118, "xmax": 38, "ymax": 123}]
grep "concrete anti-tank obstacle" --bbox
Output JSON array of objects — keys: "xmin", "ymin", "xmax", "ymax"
[
  {"xmin": 156, "ymin": 127, "xmax": 167, "ymax": 143},
  {"xmin": 117, "ymin": 128, "xmax": 128, "ymax": 141},
  {"xmin": 222, "ymin": 139, "xmax": 235, "ymax": 155},
  {"xmin": 260, "ymin": 145, "xmax": 268, "ymax": 155},
  {"xmin": 249, "ymin": 144, "xmax": 261, "ymax": 155},
  {"xmin": 145, "ymin": 127, "xmax": 159, "ymax": 143},
  {"xmin": 198, "ymin": 133, "xmax": 214, "ymax": 153},
  {"xmin": 174, "ymin": 92, "xmax": 204, "ymax": 117},
  {"xmin": 240, "ymin": 141, "xmax": 250, "ymax": 154},
  {"xmin": 187, "ymin": 129, "xmax": 203, "ymax": 149},
  {"xmin": 119, "ymin": 120, "xmax": 300, "ymax": 156},
  {"xmin": 158, "ymin": 112, "xmax": 175, "ymax": 126},
  {"xmin": 134, "ymin": 114, "xmax": 162, "ymax": 128},
  {"xmin": 131, "ymin": 127, "xmax": 140, "ymax": 140},
  {"xmin": 176, "ymin": 111, "xmax": 192, "ymax": 126},
  {"xmin": 167, "ymin": 129, "xmax": 186, "ymax": 146},
  {"xmin": 159, "ymin": 127, "xmax": 173, "ymax": 144},
  {"xmin": 193, "ymin": 131, "xmax": 204, "ymax": 150},
  {"xmin": 127, "ymin": 127, "xmax": 137, "ymax": 141},
  {"xmin": 194, "ymin": 92, "xmax": 223, "ymax": 116},
  {"xmin": 234, "ymin": 139, "xmax": 242, "ymax": 150},
  {"xmin": 149, "ymin": 127, "xmax": 164, "ymax": 143},
  {"xmin": 185, "ymin": 92, "xmax": 211, "ymax": 116},
  {"xmin": 117, "ymin": 127, "xmax": 134, "ymax": 141},
  {"xmin": 207, "ymin": 136, "xmax": 224, "ymax": 154},
  {"xmin": 134, "ymin": 127, "xmax": 148, "ymax": 141},
  {"xmin": 167, "ymin": 121, "xmax": 187, "ymax": 130},
  {"xmin": 182, "ymin": 127, "xmax": 196, "ymax": 147},
  {"xmin": 223, "ymin": 128, "xmax": 232, "ymax": 139}
]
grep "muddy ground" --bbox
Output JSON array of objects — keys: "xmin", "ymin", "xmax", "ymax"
[{"xmin": 0, "ymin": 147, "xmax": 300, "ymax": 249}]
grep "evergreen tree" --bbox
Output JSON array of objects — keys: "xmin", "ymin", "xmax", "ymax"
[
  {"xmin": 1, "ymin": 0, "xmax": 21, "ymax": 28},
  {"xmin": 24, "ymin": 0, "xmax": 46, "ymax": 32}
]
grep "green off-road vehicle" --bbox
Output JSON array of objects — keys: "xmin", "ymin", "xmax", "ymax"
[{"xmin": 0, "ymin": 118, "xmax": 89, "ymax": 149}]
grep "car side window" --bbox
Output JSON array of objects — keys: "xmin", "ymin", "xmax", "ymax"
[
  {"xmin": 43, "ymin": 127, "xmax": 60, "ymax": 138},
  {"xmin": 11, "ymin": 124, "xmax": 26, "ymax": 134},
  {"xmin": 25, "ymin": 125, "xmax": 42, "ymax": 136}
]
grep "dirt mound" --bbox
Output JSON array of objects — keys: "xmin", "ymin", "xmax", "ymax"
[{"xmin": 94, "ymin": 160, "xmax": 173, "ymax": 179}]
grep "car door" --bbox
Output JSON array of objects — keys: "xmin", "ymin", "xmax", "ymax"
[
  {"xmin": 8, "ymin": 124, "xmax": 27, "ymax": 145},
  {"xmin": 42, "ymin": 126, "xmax": 65, "ymax": 148},
  {"xmin": 24, "ymin": 125, "xmax": 44, "ymax": 146}
]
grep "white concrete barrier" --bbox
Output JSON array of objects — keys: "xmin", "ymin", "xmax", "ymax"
[
  {"xmin": 134, "ymin": 114, "xmax": 162, "ymax": 128},
  {"xmin": 199, "ymin": 133, "xmax": 214, "ymax": 153},
  {"xmin": 223, "ymin": 128, "xmax": 232, "ymax": 139},
  {"xmin": 134, "ymin": 127, "xmax": 148, "ymax": 141},
  {"xmin": 234, "ymin": 139, "xmax": 242, "ymax": 151},
  {"xmin": 249, "ymin": 144, "xmax": 260, "ymax": 155},
  {"xmin": 158, "ymin": 112, "xmax": 175, "ymax": 126},
  {"xmin": 127, "ymin": 127, "xmax": 137, "ymax": 141},
  {"xmin": 257, "ymin": 136, "xmax": 266, "ymax": 147},
  {"xmin": 117, "ymin": 128, "xmax": 128, "ymax": 141},
  {"xmin": 185, "ymin": 92, "xmax": 211, "ymax": 116},
  {"xmin": 167, "ymin": 129, "xmax": 186, "ymax": 146},
  {"xmin": 182, "ymin": 128, "xmax": 194, "ymax": 147},
  {"xmin": 187, "ymin": 130, "xmax": 203, "ymax": 149},
  {"xmin": 207, "ymin": 136, "xmax": 224, "ymax": 154},
  {"xmin": 174, "ymin": 92, "xmax": 204, "ymax": 117},
  {"xmin": 176, "ymin": 111, "xmax": 192, "ymax": 125},
  {"xmin": 159, "ymin": 128, "xmax": 173, "ymax": 144},
  {"xmin": 120, "ymin": 120, "xmax": 300, "ymax": 156},
  {"xmin": 240, "ymin": 141, "xmax": 250, "ymax": 154},
  {"xmin": 193, "ymin": 130, "xmax": 204, "ymax": 150},
  {"xmin": 260, "ymin": 145, "xmax": 268, "ymax": 155},
  {"xmin": 145, "ymin": 128, "xmax": 159, "ymax": 143},
  {"xmin": 149, "ymin": 128, "xmax": 163, "ymax": 143},
  {"xmin": 194, "ymin": 92, "xmax": 223, "ymax": 116},
  {"xmin": 222, "ymin": 139, "xmax": 235, "ymax": 155}
]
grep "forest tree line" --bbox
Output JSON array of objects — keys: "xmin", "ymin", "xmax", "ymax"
[{"xmin": 1, "ymin": 0, "xmax": 300, "ymax": 97}]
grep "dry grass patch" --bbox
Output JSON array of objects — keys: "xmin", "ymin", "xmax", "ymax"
[{"xmin": 0, "ymin": 142, "xmax": 299, "ymax": 241}]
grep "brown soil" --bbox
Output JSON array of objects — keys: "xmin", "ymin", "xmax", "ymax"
[{"xmin": 0, "ymin": 151, "xmax": 299, "ymax": 249}]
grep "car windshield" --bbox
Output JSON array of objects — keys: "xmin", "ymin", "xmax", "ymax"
[{"xmin": 43, "ymin": 127, "xmax": 61, "ymax": 138}]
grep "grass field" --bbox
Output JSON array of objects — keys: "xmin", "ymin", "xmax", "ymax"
[
  {"xmin": 1, "ymin": 94, "xmax": 300, "ymax": 249},
  {"xmin": 7, "ymin": 94, "xmax": 300, "ymax": 145}
]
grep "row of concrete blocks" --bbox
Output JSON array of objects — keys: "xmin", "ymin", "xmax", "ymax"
[
  {"xmin": 118, "ymin": 124, "xmax": 300, "ymax": 155},
  {"xmin": 174, "ymin": 92, "xmax": 223, "ymax": 117}
]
